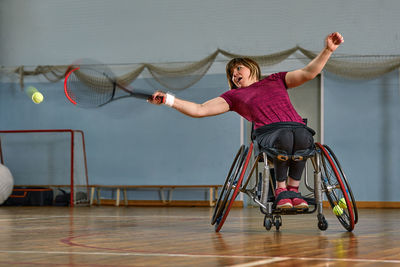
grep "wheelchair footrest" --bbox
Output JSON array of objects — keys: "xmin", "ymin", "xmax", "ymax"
[
  {"xmin": 259, "ymin": 196, "xmax": 317, "ymax": 215},
  {"xmin": 272, "ymin": 207, "xmax": 309, "ymax": 215}
]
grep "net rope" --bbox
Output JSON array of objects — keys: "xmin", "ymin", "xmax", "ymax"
[{"xmin": 2, "ymin": 47, "xmax": 400, "ymax": 91}]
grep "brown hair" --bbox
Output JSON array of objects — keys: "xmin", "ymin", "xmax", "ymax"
[{"xmin": 225, "ymin": 57, "xmax": 261, "ymax": 89}]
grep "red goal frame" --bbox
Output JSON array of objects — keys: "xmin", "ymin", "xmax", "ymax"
[{"xmin": 0, "ymin": 129, "xmax": 89, "ymax": 207}]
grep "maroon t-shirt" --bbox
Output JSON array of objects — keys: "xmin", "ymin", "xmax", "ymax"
[{"xmin": 220, "ymin": 72, "xmax": 304, "ymax": 129}]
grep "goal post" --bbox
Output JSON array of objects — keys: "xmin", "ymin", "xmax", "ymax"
[{"xmin": 0, "ymin": 129, "xmax": 89, "ymax": 207}]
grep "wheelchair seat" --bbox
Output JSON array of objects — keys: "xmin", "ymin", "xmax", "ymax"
[
  {"xmin": 251, "ymin": 121, "xmax": 316, "ymax": 162},
  {"xmin": 253, "ymin": 139, "xmax": 316, "ymax": 162}
]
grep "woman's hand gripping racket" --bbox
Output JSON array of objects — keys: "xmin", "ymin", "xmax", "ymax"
[{"xmin": 64, "ymin": 60, "xmax": 164, "ymax": 108}]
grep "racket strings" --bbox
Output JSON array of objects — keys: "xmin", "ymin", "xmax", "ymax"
[
  {"xmin": 66, "ymin": 67, "xmax": 115, "ymax": 107},
  {"xmin": 65, "ymin": 59, "xmax": 154, "ymax": 107}
]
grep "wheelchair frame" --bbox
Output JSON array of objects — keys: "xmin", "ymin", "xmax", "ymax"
[{"xmin": 211, "ymin": 142, "xmax": 358, "ymax": 232}]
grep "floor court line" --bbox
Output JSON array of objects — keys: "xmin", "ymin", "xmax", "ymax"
[
  {"xmin": 0, "ymin": 250, "xmax": 399, "ymax": 265},
  {"xmin": 0, "ymin": 250, "xmax": 273, "ymax": 259},
  {"xmin": 0, "ymin": 215, "xmax": 217, "ymax": 221},
  {"xmin": 230, "ymin": 257, "xmax": 290, "ymax": 267},
  {"xmin": 232, "ymin": 257, "xmax": 400, "ymax": 266}
]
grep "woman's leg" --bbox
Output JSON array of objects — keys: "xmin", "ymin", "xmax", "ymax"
[
  {"xmin": 287, "ymin": 127, "xmax": 314, "ymax": 185},
  {"xmin": 269, "ymin": 129, "xmax": 293, "ymax": 186},
  {"xmin": 287, "ymin": 127, "xmax": 314, "ymax": 208},
  {"xmin": 261, "ymin": 129, "xmax": 294, "ymax": 208}
]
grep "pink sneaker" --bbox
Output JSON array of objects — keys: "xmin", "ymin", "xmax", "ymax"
[
  {"xmin": 287, "ymin": 185, "xmax": 309, "ymax": 209},
  {"xmin": 275, "ymin": 187, "xmax": 293, "ymax": 209}
]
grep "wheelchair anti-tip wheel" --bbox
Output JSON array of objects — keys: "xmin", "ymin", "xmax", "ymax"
[
  {"xmin": 316, "ymin": 143, "xmax": 357, "ymax": 232},
  {"xmin": 264, "ymin": 215, "xmax": 273, "ymax": 231},
  {"xmin": 211, "ymin": 144, "xmax": 253, "ymax": 232},
  {"xmin": 317, "ymin": 214, "xmax": 329, "ymax": 231}
]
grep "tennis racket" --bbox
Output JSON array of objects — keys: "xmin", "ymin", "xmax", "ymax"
[{"xmin": 64, "ymin": 60, "xmax": 163, "ymax": 108}]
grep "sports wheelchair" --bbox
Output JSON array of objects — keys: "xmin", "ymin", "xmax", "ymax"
[{"xmin": 211, "ymin": 137, "xmax": 358, "ymax": 232}]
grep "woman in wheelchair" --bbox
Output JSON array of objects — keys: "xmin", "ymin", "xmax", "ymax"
[
  {"xmin": 253, "ymin": 124, "xmax": 315, "ymax": 209},
  {"xmin": 149, "ymin": 32, "xmax": 344, "ymax": 210}
]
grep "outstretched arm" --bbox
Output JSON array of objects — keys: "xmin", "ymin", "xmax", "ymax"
[
  {"xmin": 148, "ymin": 91, "xmax": 230, "ymax": 118},
  {"xmin": 285, "ymin": 32, "xmax": 344, "ymax": 88}
]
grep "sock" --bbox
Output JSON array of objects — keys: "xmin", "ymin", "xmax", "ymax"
[{"xmin": 286, "ymin": 185, "xmax": 299, "ymax": 192}]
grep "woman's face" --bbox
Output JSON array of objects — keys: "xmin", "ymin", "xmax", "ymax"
[{"xmin": 231, "ymin": 64, "xmax": 258, "ymax": 88}]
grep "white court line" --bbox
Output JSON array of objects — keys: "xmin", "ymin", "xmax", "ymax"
[
  {"xmin": 0, "ymin": 214, "xmax": 246, "ymax": 222},
  {"xmin": 0, "ymin": 250, "xmax": 399, "ymax": 265},
  {"xmin": 231, "ymin": 257, "xmax": 400, "ymax": 267},
  {"xmin": 0, "ymin": 250, "xmax": 268, "ymax": 260},
  {"xmin": 230, "ymin": 257, "xmax": 289, "ymax": 267},
  {"xmin": 0, "ymin": 215, "xmax": 211, "ymax": 219},
  {"xmin": 0, "ymin": 214, "xmax": 263, "ymax": 219},
  {"xmin": 0, "ymin": 215, "xmax": 206, "ymax": 221}
]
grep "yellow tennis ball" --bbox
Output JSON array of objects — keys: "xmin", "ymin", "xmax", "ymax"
[
  {"xmin": 32, "ymin": 92, "xmax": 44, "ymax": 104},
  {"xmin": 339, "ymin": 197, "xmax": 347, "ymax": 209},
  {"xmin": 333, "ymin": 205, "xmax": 343, "ymax": 216}
]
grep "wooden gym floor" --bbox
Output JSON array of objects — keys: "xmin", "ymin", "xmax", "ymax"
[{"xmin": 0, "ymin": 206, "xmax": 399, "ymax": 266}]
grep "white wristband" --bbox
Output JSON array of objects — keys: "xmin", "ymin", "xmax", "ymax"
[{"xmin": 164, "ymin": 93, "xmax": 175, "ymax": 107}]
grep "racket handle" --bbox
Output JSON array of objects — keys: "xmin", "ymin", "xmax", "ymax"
[
  {"xmin": 133, "ymin": 92, "xmax": 164, "ymax": 104},
  {"xmin": 151, "ymin": 95, "xmax": 164, "ymax": 104},
  {"xmin": 131, "ymin": 92, "xmax": 153, "ymax": 99},
  {"xmin": 157, "ymin": 95, "xmax": 165, "ymax": 104}
]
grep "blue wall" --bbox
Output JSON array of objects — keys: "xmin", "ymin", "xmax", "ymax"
[
  {"xmin": 2, "ymin": 70, "xmax": 399, "ymax": 202},
  {"xmin": 0, "ymin": 74, "xmax": 239, "ymax": 188},
  {"xmin": 324, "ymin": 71, "xmax": 400, "ymax": 201}
]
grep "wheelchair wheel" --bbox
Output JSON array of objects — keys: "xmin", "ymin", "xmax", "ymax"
[
  {"xmin": 316, "ymin": 143, "xmax": 356, "ymax": 231},
  {"xmin": 211, "ymin": 145, "xmax": 245, "ymax": 226},
  {"xmin": 211, "ymin": 143, "xmax": 253, "ymax": 232},
  {"xmin": 323, "ymin": 144, "xmax": 358, "ymax": 224}
]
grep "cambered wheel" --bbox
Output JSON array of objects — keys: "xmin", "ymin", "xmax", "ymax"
[
  {"xmin": 211, "ymin": 145, "xmax": 245, "ymax": 226},
  {"xmin": 316, "ymin": 143, "xmax": 356, "ymax": 232},
  {"xmin": 323, "ymin": 144, "xmax": 358, "ymax": 224},
  {"xmin": 211, "ymin": 144, "xmax": 253, "ymax": 232}
]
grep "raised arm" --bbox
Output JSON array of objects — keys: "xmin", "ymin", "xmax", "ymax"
[
  {"xmin": 285, "ymin": 32, "xmax": 344, "ymax": 88},
  {"xmin": 148, "ymin": 91, "xmax": 230, "ymax": 118}
]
